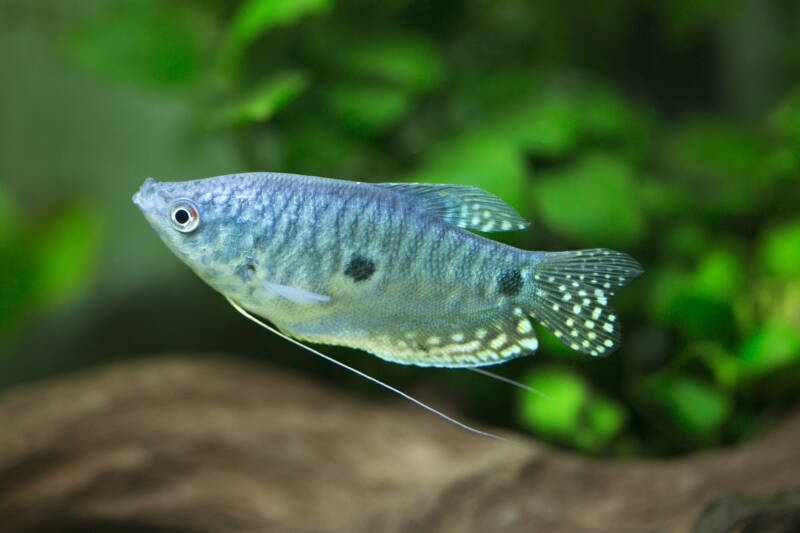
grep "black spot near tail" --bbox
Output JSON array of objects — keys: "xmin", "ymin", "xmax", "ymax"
[
  {"xmin": 345, "ymin": 255, "xmax": 376, "ymax": 282},
  {"xmin": 497, "ymin": 269, "xmax": 523, "ymax": 296}
]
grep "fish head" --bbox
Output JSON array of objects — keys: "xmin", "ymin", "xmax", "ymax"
[{"xmin": 133, "ymin": 176, "xmax": 245, "ymax": 280}]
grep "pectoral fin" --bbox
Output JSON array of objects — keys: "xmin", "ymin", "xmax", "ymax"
[
  {"xmin": 262, "ymin": 281, "xmax": 330, "ymax": 304},
  {"xmin": 225, "ymin": 296, "xmax": 515, "ymax": 444}
]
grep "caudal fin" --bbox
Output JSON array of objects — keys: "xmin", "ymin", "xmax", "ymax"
[{"xmin": 530, "ymin": 249, "xmax": 643, "ymax": 356}]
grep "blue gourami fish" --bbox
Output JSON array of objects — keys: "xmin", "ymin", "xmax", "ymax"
[{"xmin": 134, "ymin": 172, "xmax": 643, "ymax": 439}]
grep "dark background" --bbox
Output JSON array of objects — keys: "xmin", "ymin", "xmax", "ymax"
[{"xmin": 1, "ymin": 0, "xmax": 799, "ymax": 456}]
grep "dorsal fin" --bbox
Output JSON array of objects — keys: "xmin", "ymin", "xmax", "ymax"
[{"xmin": 374, "ymin": 182, "xmax": 530, "ymax": 232}]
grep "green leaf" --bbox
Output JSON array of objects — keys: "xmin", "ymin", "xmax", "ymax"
[
  {"xmin": 488, "ymin": 95, "xmax": 581, "ymax": 157},
  {"xmin": 771, "ymin": 86, "xmax": 800, "ymax": 145},
  {"xmin": 691, "ymin": 249, "xmax": 743, "ymax": 302},
  {"xmin": 0, "ymin": 186, "xmax": 20, "ymax": 246},
  {"xmin": 669, "ymin": 120, "xmax": 767, "ymax": 177},
  {"xmin": 577, "ymin": 396, "xmax": 627, "ymax": 450},
  {"xmin": 578, "ymin": 86, "xmax": 638, "ymax": 139},
  {"xmin": 637, "ymin": 178, "xmax": 692, "ymax": 217},
  {"xmin": 0, "ymin": 190, "xmax": 29, "ymax": 331},
  {"xmin": 648, "ymin": 264, "xmax": 693, "ymax": 324},
  {"xmin": 325, "ymin": 83, "xmax": 415, "ymax": 134},
  {"xmin": 675, "ymin": 297, "xmax": 736, "ymax": 343},
  {"xmin": 0, "ymin": 244, "xmax": 33, "ymax": 332},
  {"xmin": 648, "ymin": 249, "xmax": 740, "ymax": 342},
  {"xmin": 284, "ymin": 121, "xmax": 371, "ymax": 177},
  {"xmin": 330, "ymin": 35, "xmax": 444, "ymax": 92},
  {"xmin": 409, "ymin": 133, "xmax": 526, "ymax": 213},
  {"xmin": 657, "ymin": 0, "xmax": 734, "ymax": 41},
  {"xmin": 0, "ymin": 205, "xmax": 100, "ymax": 334},
  {"xmin": 664, "ymin": 119, "xmax": 772, "ymax": 213},
  {"xmin": 760, "ymin": 219, "xmax": 800, "ymax": 279},
  {"xmin": 454, "ymin": 68, "xmax": 537, "ymax": 113},
  {"xmin": 664, "ymin": 223, "xmax": 709, "ymax": 256},
  {"xmin": 771, "ymin": 281, "xmax": 800, "ymax": 335},
  {"xmin": 208, "ymin": 71, "xmax": 309, "ymax": 128},
  {"xmin": 32, "ymin": 207, "xmax": 101, "ymax": 307},
  {"xmin": 220, "ymin": 0, "xmax": 331, "ymax": 76},
  {"xmin": 643, "ymin": 374, "xmax": 731, "ymax": 437},
  {"xmin": 694, "ymin": 342, "xmax": 743, "ymax": 389},
  {"xmin": 532, "ymin": 153, "xmax": 645, "ymax": 246},
  {"xmin": 519, "ymin": 366, "xmax": 627, "ymax": 450},
  {"xmin": 519, "ymin": 367, "xmax": 587, "ymax": 436},
  {"xmin": 67, "ymin": 1, "xmax": 207, "ymax": 87},
  {"xmin": 737, "ymin": 320, "xmax": 800, "ymax": 376}
]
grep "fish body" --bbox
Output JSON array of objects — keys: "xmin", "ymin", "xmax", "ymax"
[{"xmin": 133, "ymin": 172, "xmax": 642, "ymax": 367}]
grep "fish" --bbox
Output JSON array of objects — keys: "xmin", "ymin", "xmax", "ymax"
[{"xmin": 133, "ymin": 172, "xmax": 643, "ymax": 440}]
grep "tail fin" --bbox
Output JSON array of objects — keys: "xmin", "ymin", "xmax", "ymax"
[{"xmin": 531, "ymin": 249, "xmax": 643, "ymax": 356}]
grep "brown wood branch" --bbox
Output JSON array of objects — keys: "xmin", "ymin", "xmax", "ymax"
[{"xmin": 0, "ymin": 356, "xmax": 797, "ymax": 533}]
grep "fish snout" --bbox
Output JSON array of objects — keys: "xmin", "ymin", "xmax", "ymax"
[{"xmin": 132, "ymin": 177, "xmax": 162, "ymax": 211}]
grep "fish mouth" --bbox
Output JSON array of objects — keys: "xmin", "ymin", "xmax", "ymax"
[
  {"xmin": 132, "ymin": 177, "xmax": 159, "ymax": 209},
  {"xmin": 132, "ymin": 177, "xmax": 175, "ymax": 220},
  {"xmin": 132, "ymin": 178, "xmax": 171, "ymax": 237}
]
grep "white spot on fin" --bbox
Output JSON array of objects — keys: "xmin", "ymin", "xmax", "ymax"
[{"xmin": 519, "ymin": 337, "xmax": 539, "ymax": 351}]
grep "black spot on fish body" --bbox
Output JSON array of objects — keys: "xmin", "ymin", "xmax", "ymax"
[
  {"xmin": 345, "ymin": 255, "xmax": 375, "ymax": 282},
  {"xmin": 497, "ymin": 269, "xmax": 523, "ymax": 296}
]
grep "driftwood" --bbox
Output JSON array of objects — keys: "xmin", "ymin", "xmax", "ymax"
[{"xmin": 0, "ymin": 356, "xmax": 798, "ymax": 533}]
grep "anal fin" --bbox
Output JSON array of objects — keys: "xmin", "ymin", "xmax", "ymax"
[
  {"xmin": 226, "ymin": 297, "xmax": 517, "ymax": 444},
  {"xmin": 364, "ymin": 306, "xmax": 540, "ymax": 368}
]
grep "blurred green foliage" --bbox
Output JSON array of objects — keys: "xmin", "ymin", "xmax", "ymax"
[
  {"xmin": 533, "ymin": 154, "xmax": 645, "ymax": 246},
  {"xmin": 67, "ymin": 1, "xmax": 212, "ymax": 87},
  {"xmin": 220, "ymin": 0, "xmax": 331, "ymax": 77},
  {"xmin": 520, "ymin": 366, "xmax": 628, "ymax": 451},
  {"xmin": 0, "ymin": 185, "xmax": 101, "ymax": 336},
  {"xmin": 208, "ymin": 70, "xmax": 309, "ymax": 127},
  {"xmin": 1, "ymin": 0, "xmax": 799, "ymax": 457}
]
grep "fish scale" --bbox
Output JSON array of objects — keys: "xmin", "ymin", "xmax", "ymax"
[{"xmin": 133, "ymin": 172, "xmax": 643, "ymax": 368}]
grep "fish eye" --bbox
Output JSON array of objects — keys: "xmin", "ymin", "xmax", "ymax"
[{"xmin": 169, "ymin": 199, "xmax": 200, "ymax": 233}]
